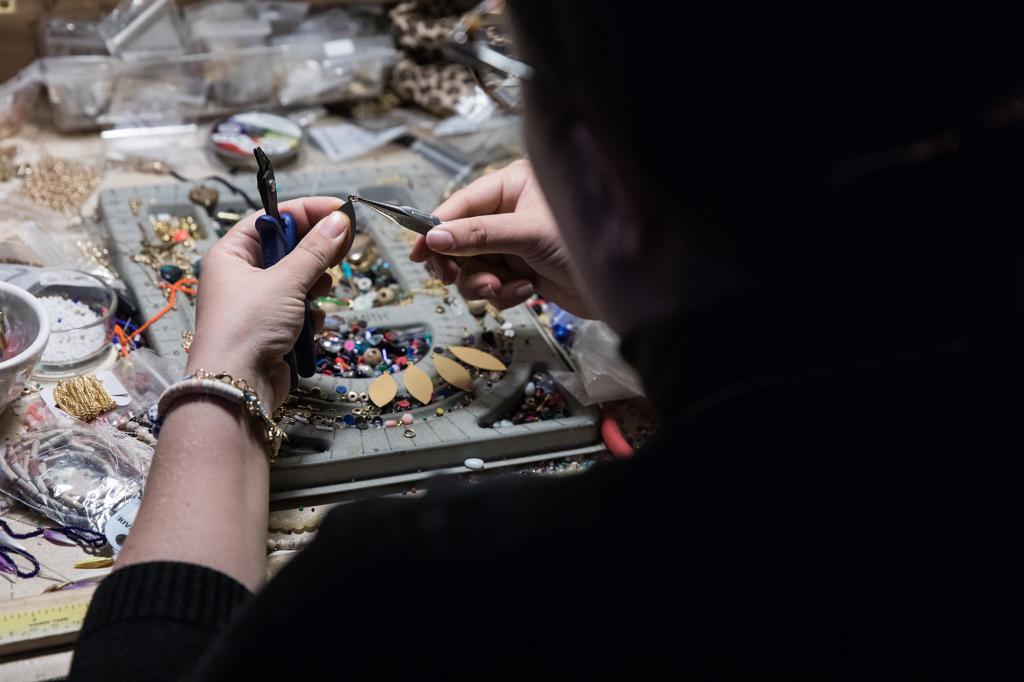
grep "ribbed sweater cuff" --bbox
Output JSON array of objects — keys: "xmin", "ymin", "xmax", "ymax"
[{"xmin": 79, "ymin": 561, "xmax": 252, "ymax": 638}]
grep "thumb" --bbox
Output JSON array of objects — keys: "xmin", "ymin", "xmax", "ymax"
[
  {"xmin": 274, "ymin": 210, "xmax": 351, "ymax": 291},
  {"xmin": 424, "ymin": 214, "xmax": 535, "ymax": 257}
]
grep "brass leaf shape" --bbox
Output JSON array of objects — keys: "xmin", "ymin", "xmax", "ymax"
[
  {"xmin": 368, "ymin": 372, "xmax": 398, "ymax": 407},
  {"xmin": 403, "ymin": 364, "xmax": 434, "ymax": 404},
  {"xmin": 432, "ymin": 355, "xmax": 474, "ymax": 391},
  {"xmin": 448, "ymin": 346, "xmax": 507, "ymax": 372}
]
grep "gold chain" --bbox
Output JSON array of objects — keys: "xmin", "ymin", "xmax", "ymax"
[{"xmin": 53, "ymin": 375, "xmax": 117, "ymax": 422}]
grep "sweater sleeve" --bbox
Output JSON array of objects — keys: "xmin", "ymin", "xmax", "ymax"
[{"xmin": 67, "ymin": 561, "xmax": 252, "ymax": 682}]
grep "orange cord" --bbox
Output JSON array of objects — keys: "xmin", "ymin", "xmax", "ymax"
[
  {"xmin": 114, "ymin": 277, "xmax": 198, "ymax": 356},
  {"xmin": 113, "ymin": 324, "xmax": 132, "ymax": 357}
]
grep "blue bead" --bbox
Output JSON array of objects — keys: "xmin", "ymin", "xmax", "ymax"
[
  {"xmin": 159, "ymin": 264, "xmax": 184, "ymax": 283},
  {"xmin": 335, "ymin": 385, "xmax": 348, "ymax": 394},
  {"xmin": 343, "ymin": 414, "xmax": 356, "ymax": 425}
]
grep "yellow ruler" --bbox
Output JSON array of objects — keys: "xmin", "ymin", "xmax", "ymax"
[{"xmin": 0, "ymin": 587, "xmax": 95, "ymax": 656}]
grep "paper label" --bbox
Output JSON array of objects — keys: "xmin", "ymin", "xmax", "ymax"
[
  {"xmin": 310, "ymin": 122, "xmax": 407, "ymax": 162},
  {"xmin": 323, "ymin": 39, "xmax": 355, "ymax": 57},
  {"xmin": 104, "ymin": 497, "xmax": 141, "ymax": 553}
]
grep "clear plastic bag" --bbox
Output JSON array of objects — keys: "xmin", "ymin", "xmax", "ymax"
[
  {"xmin": 26, "ymin": 349, "xmax": 175, "ymax": 431},
  {"xmin": 434, "ymin": 85, "xmax": 518, "ymax": 138},
  {"xmin": 98, "ymin": 59, "xmax": 207, "ymax": 128},
  {"xmin": 554, "ymin": 319, "xmax": 644, "ymax": 405},
  {"xmin": 186, "ymin": 4, "xmax": 273, "ymax": 51},
  {"xmin": 38, "ymin": 17, "xmax": 107, "ymax": 57},
  {"xmin": 276, "ymin": 35, "xmax": 398, "ymax": 106},
  {"xmin": 0, "ymin": 196, "xmax": 120, "ymax": 284},
  {"xmin": 185, "ymin": 1, "xmax": 310, "ymax": 40},
  {"xmin": 106, "ymin": 348, "xmax": 175, "ymax": 424},
  {"xmin": 39, "ymin": 35, "xmax": 397, "ymax": 131},
  {"xmin": 40, "ymin": 56, "xmax": 120, "ymax": 132},
  {"xmin": 99, "ymin": 0, "xmax": 189, "ymax": 58},
  {"xmin": 309, "ymin": 121, "xmax": 407, "ymax": 162},
  {"xmin": 0, "ymin": 423, "xmax": 152, "ymax": 534},
  {"xmin": 0, "ymin": 63, "xmax": 42, "ymax": 139}
]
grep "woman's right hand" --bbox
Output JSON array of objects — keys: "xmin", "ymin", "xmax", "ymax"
[{"xmin": 409, "ymin": 160, "xmax": 595, "ymax": 317}]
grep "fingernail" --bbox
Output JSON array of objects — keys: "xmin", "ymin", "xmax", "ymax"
[
  {"xmin": 513, "ymin": 283, "xmax": 534, "ymax": 299},
  {"xmin": 426, "ymin": 229, "xmax": 454, "ymax": 251},
  {"xmin": 473, "ymin": 284, "xmax": 496, "ymax": 298},
  {"xmin": 319, "ymin": 211, "xmax": 348, "ymax": 239}
]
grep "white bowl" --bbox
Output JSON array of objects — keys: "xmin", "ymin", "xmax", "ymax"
[{"xmin": 0, "ymin": 281, "xmax": 50, "ymax": 415}]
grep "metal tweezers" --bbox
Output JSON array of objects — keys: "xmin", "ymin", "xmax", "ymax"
[
  {"xmin": 346, "ymin": 195, "xmax": 442, "ymax": 236},
  {"xmin": 346, "ymin": 194, "xmax": 515, "ymax": 283}
]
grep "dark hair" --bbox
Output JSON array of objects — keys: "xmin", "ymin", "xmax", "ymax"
[{"xmin": 510, "ymin": 3, "xmax": 1024, "ymax": 348}]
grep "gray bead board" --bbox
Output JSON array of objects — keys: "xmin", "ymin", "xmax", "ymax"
[{"xmin": 96, "ymin": 156, "xmax": 600, "ymax": 498}]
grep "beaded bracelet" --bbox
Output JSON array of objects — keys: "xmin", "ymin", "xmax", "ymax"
[{"xmin": 149, "ymin": 370, "xmax": 286, "ymax": 461}]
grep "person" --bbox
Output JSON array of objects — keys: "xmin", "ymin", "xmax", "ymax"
[{"xmin": 70, "ymin": 4, "xmax": 1024, "ymax": 679}]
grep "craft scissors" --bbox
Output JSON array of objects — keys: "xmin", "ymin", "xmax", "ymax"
[
  {"xmin": 254, "ymin": 147, "xmax": 316, "ymax": 384},
  {"xmin": 347, "ymin": 195, "xmax": 515, "ymax": 283}
]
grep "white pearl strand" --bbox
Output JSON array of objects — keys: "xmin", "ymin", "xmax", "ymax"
[{"xmin": 266, "ymin": 503, "xmax": 337, "ymax": 551}]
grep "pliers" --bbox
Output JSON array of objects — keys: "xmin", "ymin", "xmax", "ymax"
[{"xmin": 254, "ymin": 147, "xmax": 316, "ymax": 385}]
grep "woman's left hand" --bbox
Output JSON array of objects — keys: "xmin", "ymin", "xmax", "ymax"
[{"xmin": 186, "ymin": 196, "xmax": 352, "ymax": 410}]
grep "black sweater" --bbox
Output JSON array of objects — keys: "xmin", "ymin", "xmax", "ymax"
[{"xmin": 68, "ymin": 313, "xmax": 1024, "ymax": 679}]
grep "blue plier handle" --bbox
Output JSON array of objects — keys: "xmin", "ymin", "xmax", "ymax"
[{"xmin": 254, "ymin": 147, "xmax": 316, "ymax": 386}]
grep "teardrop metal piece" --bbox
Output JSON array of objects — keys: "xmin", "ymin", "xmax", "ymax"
[
  {"xmin": 368, "ymin": 372, "xmax": 398, "ymax": 407},
  {"xmin": 402, "ymin": 364, "xmax": 434, "ymax": 405},
  {"xmin": 432, "ymin": 355, "xmax": 474, "ymax": 392},
  {"xmin": 448, "ymin": 346, "xmax": 507, "ymax": 371}
]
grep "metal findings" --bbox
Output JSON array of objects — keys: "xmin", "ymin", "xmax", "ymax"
[
  {"xmin": 18, "ymin": 155, "xmax": 102, "ymax": 214},
  {"xmin": 188, "ymin": 185, "xmax": 219, "ymax": 214}
]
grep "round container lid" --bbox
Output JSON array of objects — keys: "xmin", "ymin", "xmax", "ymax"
[{"xmin": 209, "ymin": 111, "xmax": 303, "ymax": 169}]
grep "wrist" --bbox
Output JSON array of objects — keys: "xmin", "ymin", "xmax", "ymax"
[
  {"xmin": 156, "ymin": 372, "xmax": 285, "ymax": 461},
  {"xmin": 161, "ymin": 393, "xmax": 267, "ymax": 450}
]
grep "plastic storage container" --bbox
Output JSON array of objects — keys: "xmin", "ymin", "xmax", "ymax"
[
  {"xmin": 39, "ymin": 36, "xmax": 397, "ymax": 131},
  {"xmin": 9, "ymin": 269, "xmax": 117, "ymax": 378}
]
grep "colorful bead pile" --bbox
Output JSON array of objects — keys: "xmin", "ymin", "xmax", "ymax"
[
  {"xmin": 314, "ymin": 321, "xmax": 430, "ymax": 378},
  {"xmin": 314, "ymin": 231, "xmax": 408, "ymax": 313},
  {"xmin": 492, "ymin": 372, "xmax": 568, "ymax": 427}
]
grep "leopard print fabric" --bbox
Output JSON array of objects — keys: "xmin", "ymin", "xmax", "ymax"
[{"xmin": 388, "ymin": 0, "xmax": 481, "ymax": 116}]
